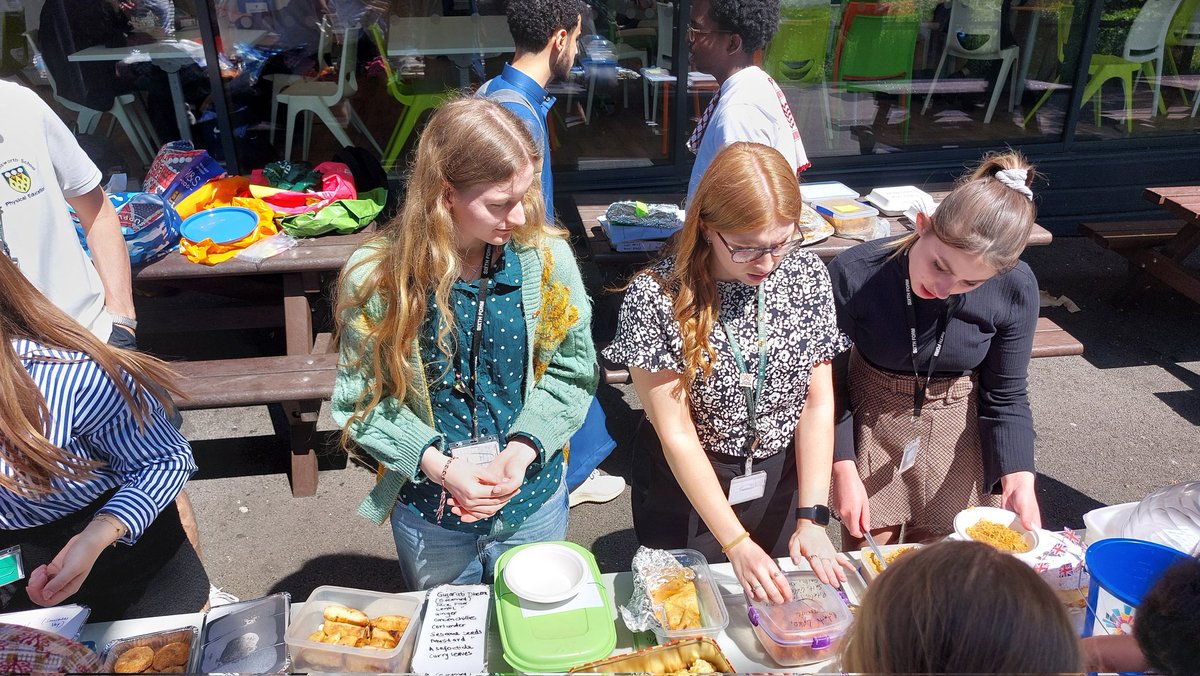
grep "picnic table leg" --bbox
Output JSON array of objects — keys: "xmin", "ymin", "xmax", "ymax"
[
  {"xmin": 282, "ymin": 399, "xmax": 321, "ymax": 498},
  {"xmin": 1114, "ymin": 220, "xmax": 1200, "ymax": 305},
  {"xmin": 283, "ymin": 272, "xmax": 321, "ymax": 496}
]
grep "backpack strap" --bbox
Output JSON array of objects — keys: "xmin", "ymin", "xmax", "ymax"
[{"xmin": 477, "ymin": 77, "xmax": 547, "ymax": 148}]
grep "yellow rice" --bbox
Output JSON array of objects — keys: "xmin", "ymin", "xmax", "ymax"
[{"xmin": 966, "ymin": 519, "xmax": 1030, "ymax": 553}]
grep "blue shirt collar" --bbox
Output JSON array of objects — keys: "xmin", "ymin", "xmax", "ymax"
[{"xmin": 500, "ymin": 64, "xmax": 552, "ymax": 108}]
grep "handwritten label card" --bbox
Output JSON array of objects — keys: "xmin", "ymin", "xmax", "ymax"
[{"xmin": 412, "ymin": 584, "xmax": 490, "ymax": 676}]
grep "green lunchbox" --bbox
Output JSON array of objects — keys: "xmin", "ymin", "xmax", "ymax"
[{"xmin": 494, "ymin": 541, "xmax": 617, "ymax": 673}]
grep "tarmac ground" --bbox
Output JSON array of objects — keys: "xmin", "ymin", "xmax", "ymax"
[{"xmin": 161, "ymin": 237, "xmax": 1199, "ymax": 601}]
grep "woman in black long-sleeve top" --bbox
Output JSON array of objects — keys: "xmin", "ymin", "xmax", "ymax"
[{"xmin": 828, "ymin": 151, "xmax": 1043, "ymax": 549}]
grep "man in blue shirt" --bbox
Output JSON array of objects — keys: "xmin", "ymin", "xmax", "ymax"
[
  {"xmin": 479, "ymin": 0, "xmax": 583, "ymax": 221},
  {"xmin": 479, "ymin": 0, "xmax": 624, "ymax": 508}
]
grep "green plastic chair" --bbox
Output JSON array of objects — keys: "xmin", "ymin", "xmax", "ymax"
[
  {"xmin": 1079, "ymin": 0, "xmax": 1183, "ymax": 132},
  {"xmin": 833, "ymin": 2, "xmax": 920, "ymax": 142},
  {"xmin": 763, "ymin": 6, "xmax": 834, "ymax": 145},
  {"xmin": 367, "ymin": 24, "xmax": 452, "ymax": 168}
]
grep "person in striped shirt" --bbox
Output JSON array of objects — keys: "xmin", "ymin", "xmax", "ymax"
[{"xmin": 0, "ymin": 254, "xmax": 208, "ymax": 621}]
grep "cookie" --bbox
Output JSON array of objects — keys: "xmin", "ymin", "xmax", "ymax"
[
  {"xmin": 160, "ymin": 666, "xmax": 186, "ymax": 673},
  {"xmin": 114, "ymin": 645, "xmax": 154, "ymax": 674},
  {"xmin": 152, "ymin": 642, "xmax": 190, "ymax": 670},
  {"xmin": 323, "ymin": 605, "xmax": 369, "ymax": 626}
]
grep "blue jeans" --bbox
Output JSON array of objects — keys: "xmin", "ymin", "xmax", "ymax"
[{"xmin": 390, "ymin": 474, "xmax": 568, "ymax": 590}]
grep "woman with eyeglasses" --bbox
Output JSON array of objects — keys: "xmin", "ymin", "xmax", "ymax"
[{"xmin": 604, "ymin": 143, "xmax": 854, "ymax": 603}]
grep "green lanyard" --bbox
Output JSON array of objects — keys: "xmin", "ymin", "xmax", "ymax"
[{"xmin": 719, "ymin": 283, "xmax": 768, "ymax": 456}]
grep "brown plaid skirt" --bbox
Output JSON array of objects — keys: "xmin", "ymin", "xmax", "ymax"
[{"xmin": 844, "ymin": 349, "xmax": 1000, "ymax": 540}]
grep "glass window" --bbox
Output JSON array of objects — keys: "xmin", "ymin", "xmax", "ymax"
[
  {"xmin": 760, "ymin": 0, "xmax": 1097, "ymax": 157},
  {"xmin": 1071, "ymin": 0, "xmax": 1200, "ymax": 138},
  {"xmin": 11, "ymin": 0, "xmax": 212, "ymax": 170}
]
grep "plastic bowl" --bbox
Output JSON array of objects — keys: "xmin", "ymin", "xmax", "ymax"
[
  {"xmin": 502, "ymin": 543, "xmax": 588, "ymax": 604},
  {"xmin": 954, "ymin": 506, "xmax": 1040, "ymax": 555}
]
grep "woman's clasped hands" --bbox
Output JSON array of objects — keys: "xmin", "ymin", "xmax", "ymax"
[{"xmin": 423, "ymin": 439, "xmax": 539, "ymax": 523}]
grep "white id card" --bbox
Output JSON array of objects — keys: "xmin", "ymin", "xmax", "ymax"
[
  {"xmin": 899, "ymin": 436, "xmax": 920, "ymax": 474},
  {"xmin": 450, "ymin": 436, "xmax": 501, "ymax": 465},
  {"xmin": 728, "ymin": 471, "xmax": 767, "ymax": 505}
]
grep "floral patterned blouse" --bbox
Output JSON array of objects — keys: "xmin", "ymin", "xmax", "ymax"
[{"xmin": 604, "ymin": 250, "xmax": 850, "ymax": 458}]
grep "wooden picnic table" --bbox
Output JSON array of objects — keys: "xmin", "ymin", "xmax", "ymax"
[
  {"xmin": 570, "ymin": 191, "xmax": 1053, "ymax": 266},
  {"xmin": 134, "ymin": 228, "xmax": 375, "ymax": 496},
  {"xmin": 1080, "ymin": 186, "xmax": 1200, "ymax": 305}
]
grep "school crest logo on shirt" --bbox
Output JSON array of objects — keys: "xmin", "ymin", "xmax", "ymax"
[{"xmin": 2, "ymin": 165, "xmax": 31, "ymax": 193}]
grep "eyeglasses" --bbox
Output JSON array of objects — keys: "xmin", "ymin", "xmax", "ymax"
[
  {"xmin": 686, "ymin": 24, "xmax": 732, "ymax": 41},
  {"xmin": 714, "ymin": 224, "xmax": 803, "ymax": 263}
]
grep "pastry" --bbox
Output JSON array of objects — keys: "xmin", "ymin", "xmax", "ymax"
[
  {"xmin": 323, "ymin": 605, "xmax": 370, "ymax": 626},
  {"xmin": 322, "ymin": 620, "xmax": 369, "ymax": 640},
  {"xmin": 651, "ymin": 569, "xmax": 701, "ymax": 630},
  {"xmin": 371, "ymin": 615, "xmax": 410, "ymax": 634},
  {"xmin": 114, "ymin": 646, "xmax": 154, "ymax": 674},
  {"xmin": 152, "ymin": 642, "xmax": 190, "ymax": 670}
]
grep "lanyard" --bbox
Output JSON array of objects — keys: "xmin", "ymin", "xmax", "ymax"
[
  {"xmin": 455, "ymin": 244, "xmax": 494, "ymax": 438},
  {"xmin": 719, "ymin": 283, "xmax": 768, "ymax": 460},
  {"xmin": 902, "ymin": 252, "xmax": 960, "ymax": 420}
]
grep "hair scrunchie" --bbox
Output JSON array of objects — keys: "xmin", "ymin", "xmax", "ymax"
[{"xmin": 995, "ymin": 168, "xmax": 1033, "ymax": 201}]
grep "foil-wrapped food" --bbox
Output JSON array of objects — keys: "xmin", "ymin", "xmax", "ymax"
[{"xmin": 604, "ymin": 201, "xmax": 684, "ymax": 229}]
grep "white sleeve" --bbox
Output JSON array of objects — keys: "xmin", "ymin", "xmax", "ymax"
[{"xmin": 40, "ymin": 98, "xmax": 103, "ymax": 199}]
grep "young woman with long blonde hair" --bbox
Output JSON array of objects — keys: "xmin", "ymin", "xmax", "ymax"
[
  {"xmin": 829, "ymin": 151, "xmax": 1043, "ymax": 549},
  {"xmin": 333, "ymin": 97, "xmax": 596, "ymax": 589},
  {"xmin": 0, "ymin": 255, "xmax": 206, "ymax": 621},
  {"xmin": 605, "ymin": 143, "xmax": 854, "ymax": 603}
]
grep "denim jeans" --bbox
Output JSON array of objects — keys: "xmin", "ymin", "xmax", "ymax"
[{"xmin": 390, "ymin": 473, "xmax": 568, "ymax": 590}]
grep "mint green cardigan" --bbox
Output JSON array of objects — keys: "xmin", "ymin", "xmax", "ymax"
[{"xmin": 332, "ymin": 236, "xmax": 598, "ymax": 525}]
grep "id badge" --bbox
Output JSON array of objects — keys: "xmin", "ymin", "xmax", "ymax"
[
  {"xmin": 0, "ymin": 545, "xmax": 25, "ymax": 587},
  {"xmin": 728, "ymin": 472, "xmax": 767, "ymax": 505},
  {"xmin": 449, "ymin": 436, "xmax": 501, "ymax": 466},
  {"xmin": 899, "ymin": 436, "xmax": 920, "ymax": 474}
]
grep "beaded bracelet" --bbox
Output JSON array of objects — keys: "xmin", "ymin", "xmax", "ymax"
[{"xmin": 433, "ymin": 456, "xmax": 456, "ymax": 523}]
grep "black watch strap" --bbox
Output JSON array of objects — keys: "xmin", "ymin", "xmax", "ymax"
[{"xmin": 796, "ymin": 505, "xmax": 831, "ymax": 526}]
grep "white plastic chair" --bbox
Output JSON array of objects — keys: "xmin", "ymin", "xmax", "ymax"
[
  {"xmin": 266, "ymin": 17, "xmax": 333, "ymax": 144},
  {"xmin": 276, "ymin": 24, "xmax": 382, "ymax": 161},
  {"xmin": 921, "ymin": 0, "xmax": 1019, "ymax": 123},
  {"xmin": 24, "ymin": 33, "xmax": 159, "ymax": 166}
]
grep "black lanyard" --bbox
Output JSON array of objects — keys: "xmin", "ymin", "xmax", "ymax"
[
  {"xmin": 902, "ymin": 253, "xmax": 960, "ymax": 420},
  {"xmin": 455, "ymin": 244, "xmax": 494, "ymax": 438}
]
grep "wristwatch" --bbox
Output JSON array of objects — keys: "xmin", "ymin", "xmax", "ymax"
[
  {"xmin": 796, "ymin": 505, "xmax": 831, "ymax": 526},
  {"xmin": 110, "ymin": 314, "xmax": 138, "ymax": 331}
]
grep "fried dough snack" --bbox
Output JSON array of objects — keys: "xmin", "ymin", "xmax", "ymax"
[
  {"xmin": 307, "ymin": 605, "xmax": 411, "ymax": 651},
  {"xmin": 651, "ymin": 569, "xmax": 701, "ymax": 630}
]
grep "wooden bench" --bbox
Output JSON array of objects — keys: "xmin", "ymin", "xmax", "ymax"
[
  {"xmin": 169, "ymin": 335, "xmax": 339, "ymax": 497},
  {"xmin": 600, "ymin": 317, "xmax": 1082, "ymax": 385},
  {"xmin": 171, "ymin": 353, "xmax": 338, "ymax": 411},
  {"xmin": 1079, "ymin": 219, "xmax": 1186, "ymax": 251}
]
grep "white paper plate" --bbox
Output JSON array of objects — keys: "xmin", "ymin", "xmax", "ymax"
[{"xmin": 502, "ymin": 543, "xmax": 588, "ymax": 604}]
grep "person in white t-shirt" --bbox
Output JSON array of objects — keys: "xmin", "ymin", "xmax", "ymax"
[
  {"xmin": 685, "ymin": 0, "xmax": 809, "ymax": 206},
  {"xmin": 0, "ymin": 82, "xmax": 238, "ymax": 608},
  {"xmin": 0, "ymin": 81, "xmax": 136, "ymax": 346}
]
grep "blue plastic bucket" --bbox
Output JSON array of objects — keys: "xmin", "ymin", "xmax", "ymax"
[{"xmin": 1082, "ymin": 537, "xmax": 1190, "ymax": 637}]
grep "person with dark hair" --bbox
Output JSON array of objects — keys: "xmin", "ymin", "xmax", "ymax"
[
  {"xmin": 841, "ymin": 540, "xmax": 1082, "ymax": 673},
  {"xmin": 479, "ymin": 0, "xmax": 625, "ymax": 510},
  {"xmin": 1082, "ymin": 556, "xmax": 1200, "ymax": 674},
  {"xmin": 478, "ymin": 0, "xmax": 583, "ymax": 223},
  {"xmin": 685, "ymin": 0, "xmax": 809, "ymax": 206}
]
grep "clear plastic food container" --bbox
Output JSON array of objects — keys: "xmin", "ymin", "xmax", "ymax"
[
  {"xmin": 744, "ymin": 570, "xmax": 851, "ymax": 667},
  {"xmin": 649, "ymin": 549, "xmax": 730, "ymax": 644},
  {"xmin": 858, "ymin": 543, "xmax": 923, "ymax": 583},
  {"xmin": 284, "ymin": 585, "xmax": 422, "ymax": 673},
  {"xmin": 812, "ymin": 197, "xmax": 880, "ymax": 238}
]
